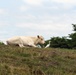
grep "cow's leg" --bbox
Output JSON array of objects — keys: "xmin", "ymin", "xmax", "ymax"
[
  {"xmin": 31, "ymin": 44, "xmax": 37, "ymax": 47},
  {"xmin": 19, "ymin": 44, "xmax": 24, "ymax": 47}
]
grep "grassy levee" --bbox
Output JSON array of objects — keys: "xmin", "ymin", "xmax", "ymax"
[{"xmin": 0, "ymin": 45, "xmax": 76, "ymax": 75}]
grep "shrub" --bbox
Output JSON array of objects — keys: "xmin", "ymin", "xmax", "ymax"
[{"xmin": 0, "ymin": 41, "xmax": 4, "ymax": 45}]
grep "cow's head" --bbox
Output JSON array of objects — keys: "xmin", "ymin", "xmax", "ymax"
[{"xmin": 37, "ymin": 35, "xmax": 45, "ymax": 44}]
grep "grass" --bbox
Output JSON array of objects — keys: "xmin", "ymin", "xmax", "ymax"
[{"xmin": 0, "ymin": 45, "xmax": 76, "ymax": 75}]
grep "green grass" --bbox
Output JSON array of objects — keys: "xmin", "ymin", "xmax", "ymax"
[{"xmin": 0, "ymin": 45, "xmax": 76, "ymax": 75}]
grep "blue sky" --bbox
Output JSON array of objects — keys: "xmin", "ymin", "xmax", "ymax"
[{"xmin": 0, "ymin": 0, "xmax": 76, "ymax": 42}]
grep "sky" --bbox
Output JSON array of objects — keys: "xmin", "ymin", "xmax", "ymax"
[{"xmin": 0, "ymin": 0, "xmax": 76, "ymax": 42}]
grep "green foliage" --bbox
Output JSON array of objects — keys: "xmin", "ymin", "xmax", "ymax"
[
  {"xmin": 49, "ymin": 37, "xmax": 69, "ymax": 48},
  {"xmin": 45, "ymin": 24, "xmax": 76, "ymax": 49},
  {"xmin": 68, "ymin": 24, "xmax": 76, "ymax": 48},
  {"xmin": 0, "ymin": 41, "xmax": 4, "ymax": 45},
  {"xmin": 69, "ymin": 33, "xmax": 76, "ymax": 48},
  {"xmin": 72, "ymin": 24, "xmax": 76, "ymax": 31}
]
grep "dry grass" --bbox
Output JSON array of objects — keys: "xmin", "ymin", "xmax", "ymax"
[{"xmin": 0, "ymin": 45, "xmax": 76, "ymax": 75}]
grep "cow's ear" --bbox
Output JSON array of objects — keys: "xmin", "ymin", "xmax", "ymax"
[{"xmin": 37, "ymin": 35, "xmax": 40, "ymax": 38}]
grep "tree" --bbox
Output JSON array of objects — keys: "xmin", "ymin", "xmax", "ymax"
[
  {"xmin": 50, "ymin": 37, "xmax": 69, "ymax": 48},
  {"xmin": 44, "ymin": 24, "xmax": 76, "ymax": 49},
  {"xmin": 67, "ymin": 24, "xmax": 76, "ymax": 48},
  {"xmin": 69, "ymin": 33, "xmax": 76, "ymax": 48},
  {"xmin": 72, "ymin": 24, "xmax": 76, "ymax": 32}
]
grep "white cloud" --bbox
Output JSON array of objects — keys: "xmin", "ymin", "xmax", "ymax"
[
  {"xmin": 0, "ymin": 31, "xmax": 9, "ymax": 42},
  {"xmin": 51, "ymin": 0, "xmax": 76, "ymax": 9},
  {"xmin": 49, "ymin": 6, "xmax": 59, "ymax": 10},
  {"xmin": 0, "ymin": 31, "xmax": 8, "ymax": 35},
  {"xmin": 52, "ymin": 0, "xmax": 76, "ymax": 4},
  {"xmin": 0, "ymin": 0, "xmax": 75, "ymax": 41},
  {"xmin": 15, "ymin": 22, "xmax": 72, "ymax": 40},
  {"xmin": 15, "ymin": 14, "xmax": 36, "ymax": 21},
  {"xmin": 15, "ymin": 22, "xmax": 72, "ymax": 34},
  {"xmin": 20, "ymin": 5, "xmax": 29, "ymax": 12},
  {"xmin": 0, "ymin": 9, "xmax": 5, "ymax": 14},
  {"xmin": 0, "ymin": 8, "xmax": 8, "ymax": 15},
  {"xmin": 0, "ymin": 21, "xmax": 9, "ymax": 26},
  {"xmin": 23, "ymin": 0, "xmax": 44, "ymax": 6}
]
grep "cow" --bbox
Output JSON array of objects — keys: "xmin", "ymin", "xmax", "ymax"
[{"xmin": 6, "ymin": 35, "xmax": 45, "ymax": 47}]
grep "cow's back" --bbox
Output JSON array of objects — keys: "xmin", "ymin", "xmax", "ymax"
[
  {"xmin": 6, "ymin": 36, "xmax": 21, "ymax": 45},
  {"xmin": 20, "ymin": 36, "xmax": 34, "ymax": 45}
]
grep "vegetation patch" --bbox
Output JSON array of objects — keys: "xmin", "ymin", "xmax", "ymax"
[{"xmin": 0, "ymin": 45, "xmax": 76, "ymax": 75}]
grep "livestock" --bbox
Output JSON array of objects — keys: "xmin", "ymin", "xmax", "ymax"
[{"xmin": 6, "ymin": 35, "xmax": 45, "ymax": 47}]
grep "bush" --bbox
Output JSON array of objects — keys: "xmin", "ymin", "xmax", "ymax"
[
  {"xmin": 69, "ymin": 33, "xmax": 76, "ymax": 48},
  {"xmin": 49, "ymin": 37, "xmax": 69, "ymax": 48},
  {"xmin": 0, "ymin": 42, "xmax": 4, "ymax": 45},
  {"xmin": 44, "ymin": 24, "xmax": 76, "ymax": 49}
]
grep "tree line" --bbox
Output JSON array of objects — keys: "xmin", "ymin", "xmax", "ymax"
[{"xmin": 44, "ymin": 24, "xmax": 76, "ymax": 49}]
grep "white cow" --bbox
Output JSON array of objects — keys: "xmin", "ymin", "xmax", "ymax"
[{"xmin": 6, "ymin": 35, "xmax": 45, "ymax": 47}]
